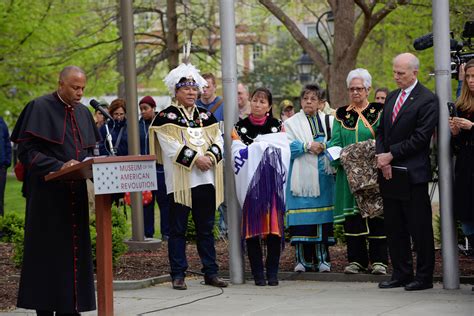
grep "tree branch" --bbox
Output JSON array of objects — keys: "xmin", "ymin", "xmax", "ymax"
[{"xmin": 258, "ymin": 0, "xmax": 328, "ymax": 75}]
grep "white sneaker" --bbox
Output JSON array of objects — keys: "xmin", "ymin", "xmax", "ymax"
[
  {"xmin": 344, "ymin": 263, "xmax": 362, "ymax": 274},
  {"xmin": 371, "ymin": 264, "xmax": 387, "ymax": 275},
  {"xmin": 294, "ymin": 262, "xmax": 306, "ymax": 273},
  {"xmin": 318, "ymin": 262, "xmax": 331, "ymax": 273}
]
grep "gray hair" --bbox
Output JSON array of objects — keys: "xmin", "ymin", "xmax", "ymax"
[
  {"xmin": 393, "ymin": 53, "xmax": 420, "ymax": 70},
  {"xmin": 346, "ymin": 68, "xmax": 372, "ymax": 89}
]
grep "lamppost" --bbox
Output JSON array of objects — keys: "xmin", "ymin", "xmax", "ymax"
[
  {"xmin": 296, "ymin": 51, "xmax": 314, "ymax": 85},
  {"xmin": 316, "ymin": 10, "xmax": 334, "ymax": 102}
]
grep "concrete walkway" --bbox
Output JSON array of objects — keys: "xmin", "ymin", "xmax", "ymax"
[{"xmin": 3, "ymin": 279, "xmax": 473, "ymax": 316}]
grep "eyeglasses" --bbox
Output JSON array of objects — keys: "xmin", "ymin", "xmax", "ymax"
[{"xmin": 348, "ymin": 87, "xmax": 366, "ymax": 93}]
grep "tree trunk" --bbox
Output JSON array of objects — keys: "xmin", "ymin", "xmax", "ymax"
[
  {"xmin": 329, "ymin": 1, "xmax": 356, "ymax": 107},
  {"xmin": 166, "ymin": 0, "xmax": 179, "ymax": 70}
]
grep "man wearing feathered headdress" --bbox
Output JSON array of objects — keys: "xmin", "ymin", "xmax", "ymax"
[{"xmin": 149, "ymin": 62, "xmax": 227, "ymax": 290}]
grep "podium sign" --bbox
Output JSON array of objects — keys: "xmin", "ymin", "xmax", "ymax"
[
  {"xmin": 45, "ymin": 155, "xmax": 156, "ymax": 316},
  {"xmin": 92, "ymin": 160, "xmax": 157, "ymax": 194}
]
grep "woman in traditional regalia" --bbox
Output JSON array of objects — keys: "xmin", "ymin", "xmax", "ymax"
[
  {"xmin": 284, "ymin": 84, "xmax": 335, "ymax": 273},
  {"xmin": 232, "ymin": 87, "xmax": 290, "ymax": 286},
  {"xmin": 328, "ymin": 68, "xmax": 388, "ymax": 275}
]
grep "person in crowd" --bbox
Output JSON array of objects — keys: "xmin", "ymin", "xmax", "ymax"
[
  {"xmin": 456, "ymin": 63, "xmax": 465, "ymax": 98},
  {"xmin": 98, "ymin": 98, "xmax": 128, "ymax": 156},
  {"xmin": 196, "ymin": 73, "xmax": 224, "ymax": 121},
  {"xmin": 280, "ymin": 99, "xmax": 295, "ymax": 122},
  {"xmin": 319, "ymin": 90, "xmax": 335, "ymax": 116},
  {"xmin": 0, "ymin": 116, "xmax": 11, "ymax": 218},
  {"xmin": 374, "ymin": 87, "xmax": 389, "ymax": 104},
  {"xmin": 450, "ymin": 59, "xmax": 474, "ymax": 259},
  {"xmin": 232, "ymin": 87, "xmax": 290, "ymax": 286},
  {"xmin": 377, "ymin": 53, "xmax": 438, "ymax": 291},
  {"xmin": 238, "ymin": 82, "xmax": 251, "ymax": 120},
  {"xmin": 284, "ymin": 84, "xmax": 335, "ymax": 273},
  {"xmin": 94, "ymin": 102, "xmax": 108, "ymax": 129},
  {"xmin": 11, "ymin": 66, "xmax": 99, "ymax": 314},
  {"xmin": 149, "ymin": 63, "xmax": 227, "ymax": 290},
  {"xmin": 139, "ymin": 96, "xmax": 170, "ymax": 240},
  {"xmin": 328, "ymin": 68, "xmax": 388, "ymax": 275}
]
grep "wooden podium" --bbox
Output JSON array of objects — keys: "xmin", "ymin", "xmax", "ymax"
[{"xmin": 45, "ymin": 155, "xmax": 157, "ymax": 316}]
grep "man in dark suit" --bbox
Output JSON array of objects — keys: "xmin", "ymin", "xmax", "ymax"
[{"xmin": 376, "ymin": 53, "xmax": 439, "ymax": 291}]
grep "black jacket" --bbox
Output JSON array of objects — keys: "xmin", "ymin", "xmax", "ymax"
[{"xmin": 376, "ymin": 82, "xmax": 439, "ymax": 184}]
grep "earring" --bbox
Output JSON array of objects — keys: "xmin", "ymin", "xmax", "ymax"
[{"xmin": 266, "ymin": 112, "xmax": 269, "ymax": 116}]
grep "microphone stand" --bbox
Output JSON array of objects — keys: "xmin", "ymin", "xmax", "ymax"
[{"xmin": 104, "ymin": 118, "xmax": 116, "ymax": 156}]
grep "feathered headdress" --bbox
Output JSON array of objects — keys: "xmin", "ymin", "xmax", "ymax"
[{"xmin": 163, "ymin": 41, "xmax": 207, "ymax": 97}]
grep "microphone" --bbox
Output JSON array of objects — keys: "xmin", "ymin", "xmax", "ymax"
[
  {"xmin": 413, "ymin": 33, "xmax": 433, "ymax": 51},
  {"xmin": 90, "ymin": 99, "xmax": 114, "ymax": 121}
]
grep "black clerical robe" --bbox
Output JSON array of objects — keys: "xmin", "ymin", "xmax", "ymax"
[{"xmin": 11, "ymin": 92, "xmax": 99, "ymax": 313}]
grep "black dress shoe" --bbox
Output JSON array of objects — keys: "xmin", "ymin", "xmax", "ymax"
[
  {"xmin": 204, "ymin": 276, "xmax": 228, "ymax": 287},
  {"xmin": 267, "ymin": 278, "xmax": 279, "ymax": 286},
  {"xmin": 172, "ymin": 278, "xmax": 187, "ymax": 290},
  {"xmin": 378, "ymin": 279, "xmax": 408, "ymax": 289},
  {"xmin": 404, "ymin": 280, "xmax": 433, "ymax": 291},
  {"xmin": 254, "ymin": 278, "xmax": 266, "ymax": 286}
]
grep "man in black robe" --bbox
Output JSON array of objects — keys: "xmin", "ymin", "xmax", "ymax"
[{"xmin": 11, "ymin": 66, "xmax": 100, "ymax": 315}]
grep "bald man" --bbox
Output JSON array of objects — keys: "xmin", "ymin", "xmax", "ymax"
[
  {"xmin": 376, "ymin": 53, "xmax": 438, "ymax": 291},
  {"xmin": 237, "ymin": 83, "xmax": 251, "ymax": 120},
  {"xmin": 11, "ymin": 66, "xmax": 100, "ymax": 314}
]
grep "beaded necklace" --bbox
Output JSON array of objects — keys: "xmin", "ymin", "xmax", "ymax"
[{"xmin": 176, "ymin": 104, "xmax": 205, "ymax": 147}]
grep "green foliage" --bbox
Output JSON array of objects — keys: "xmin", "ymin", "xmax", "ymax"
[
  {"xmin": 0, "ymin": 213, "xmax": 25, "ymax": 266},
  {"xmin": 433, "ymin": 214, "xmax": 465, "ymax": 246},
  {"xmin": 0, "ymin": 0, "xmax": 119, "ymax": 125},
  {"xmin": 90, "ymin": 206, "xmax": 129, "ymax": 267},
  {"xmin": 185, "ymin": 210, "xmax": 221, "ymax": 242},
  {"xmin": 244, "ymin": 31, "xmax": 303, "ymax": 99},
  {"xmin": 0, "ymin": 213, "xmax": 24, "ymax": 242},
  {"xmin": 334, "ymin": 224, "xmax": 346, "ymax": 245},
  {"xmin": 358, "ymin": 0, "xmax": 472, "ymax": 98}
]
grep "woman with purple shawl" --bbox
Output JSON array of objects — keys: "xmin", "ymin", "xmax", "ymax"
[{"xmin": 231, "ymin": 87, "xmax": 290, "ymax": 286}]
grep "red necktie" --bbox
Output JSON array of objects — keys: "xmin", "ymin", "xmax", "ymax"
[{"xmin": 391, "ymin": 90, "xmax": 406, "ymax": 123}]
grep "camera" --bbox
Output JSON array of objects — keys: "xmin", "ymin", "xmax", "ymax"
[{"xmin": 413, "ymin": 21, "xmax": 473, "ymax": 79}]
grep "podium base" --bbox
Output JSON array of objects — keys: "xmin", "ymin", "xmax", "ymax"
[{"xmin": 125, "ymin": 238, "xmax": 162, "ymax": 252}]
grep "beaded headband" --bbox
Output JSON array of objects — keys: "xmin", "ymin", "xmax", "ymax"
[{"xmin": 176, "ymin": 81, "xmax": 199, "ymax": 89}]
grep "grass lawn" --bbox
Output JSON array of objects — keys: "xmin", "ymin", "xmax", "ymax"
[{"xmin": 4, "ymin": 173, "xmax": 25, "ymax": 219}]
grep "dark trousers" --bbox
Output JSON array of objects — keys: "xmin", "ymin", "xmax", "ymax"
[
  {"xmin": 167, "ymin": 184, "xmax": 218, "ymax": 280},
  {"xmin": 246, "ymin": 234, "xmax": 281, "ymax": 280},
  {"xmin": 383, "ymin": 183, "xmax": 435, "ymax": 283},
  {"xmin": 143, "ymin": 198, "xmax": 155, "ymax": 238},
  {"xmin": 0, "ymin": 166, "xmax": 6, "ymax": 217},
  {"xmin": 344, "ymin": 216, "xmax": 388, "ymax": 268},
  {"xmin": 156, "ymin": 165, "xmax": 170, "ymax": 237}
]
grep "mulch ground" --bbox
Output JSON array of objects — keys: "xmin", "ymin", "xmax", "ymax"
[{"xmin": 1, "ymin": 241, "xmax": 473, "ymax": 311}]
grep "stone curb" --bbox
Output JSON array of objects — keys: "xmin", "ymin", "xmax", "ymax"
[{"xmin": 109, "ymin": 271, "xmax": 474, "ymax": 291}]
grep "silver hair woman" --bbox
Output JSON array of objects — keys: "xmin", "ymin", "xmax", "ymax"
[{"xmin": 327, "ymin": 68, "xmax": 389, "ymax": 275}]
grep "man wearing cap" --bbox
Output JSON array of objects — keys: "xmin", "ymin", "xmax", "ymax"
[
  {"xmin": 139, "ymin": 96, "xmax": 170, "ymax": 240},
  {"xmin": 280, "ymin": 99, "xmax": 295, "ymax": 122},
  {"xmin": 149, "ymin": 63, "xmax": 227, "ymax": 290}
]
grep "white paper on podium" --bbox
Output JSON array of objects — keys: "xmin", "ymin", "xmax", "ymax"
[
  {"xmin": 325, "ymin": 146, "xmax": 342, "ymax": 161},
  {"xmin": 92, "ymin": 160, "xmax": 157, "ymax": 195}
]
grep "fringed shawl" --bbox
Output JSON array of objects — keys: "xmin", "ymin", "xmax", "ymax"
[
  {"xmin": 149, "ymin": 104, "xmax": 224, "ymax": 208},
  {"xmin": 232, "ymin": 133, "xmax": 290, "ymax": 243}
]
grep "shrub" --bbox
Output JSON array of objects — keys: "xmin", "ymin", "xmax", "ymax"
[
  {"xmin": 433, "ymin": 214, "xmax": 464, "ymax": 246},
  {"xmin": 186, "ymin": 210, "xmax": 220, "ymax": 242},
  {"xmin": 0, "ymin": 213, "xmax": 25, "ymax": 267},
  {"xmin": 334, "ymin": 224, "xmax": 346, "ymax": 244},
  {"xmin": 90, "ymin": 206, "xmax": 129, "ymax": 267},
  {"xmin": 0, "ymin": 213, "xmax": 24, "ymax": 243}
]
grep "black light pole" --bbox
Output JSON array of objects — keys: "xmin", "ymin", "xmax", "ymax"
[{"xmin": 316, "ymin": 10, "xmax": 334, "ymax": 101}]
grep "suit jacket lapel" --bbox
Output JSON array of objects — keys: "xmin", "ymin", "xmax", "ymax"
[{"xmin": 391, "ymin": 83, "xmax": 421, "ymax": 127}]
